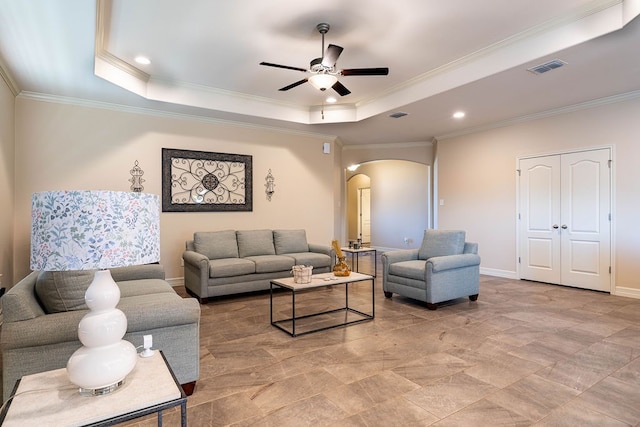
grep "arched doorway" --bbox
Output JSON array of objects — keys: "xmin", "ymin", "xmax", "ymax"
[{"xmin": 346, "ymin": 160, "xmax": 431, "ymax": 250}]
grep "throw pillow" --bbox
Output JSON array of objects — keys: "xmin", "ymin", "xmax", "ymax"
[
  {"xmin": 273, "ymin": 229, "xmax": 309, "ymax": 254},
  {"xmin": 194, "ymin": 230, "xmax": 239, "ymax": 260},
  {"xmin": 236, "ymin": 230, "xmax": 276, "ymax": 257},
  {"xmin": 35, "ymin": 270, "xmax": 95, "ymax": 313}
]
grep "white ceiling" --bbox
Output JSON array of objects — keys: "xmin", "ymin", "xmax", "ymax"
[{"xmin": 1, "ymin": 0, "xmax": 640, "ymax": 145}]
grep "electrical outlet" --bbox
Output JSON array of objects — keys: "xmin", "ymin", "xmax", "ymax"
[
  {"xmin": 180, "ymin": 258, "xmax": 184, "ymax": 267},
  {"xmin": 403, "ymin": 237, "xmax": 410, "ymax": 245}
]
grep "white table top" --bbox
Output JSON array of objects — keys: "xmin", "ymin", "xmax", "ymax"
[
  {"xmin": 2, "ymin": 352, "xmax": 181, "ymax": 427},
  {"xmin": 341, "ymin": 247, "xmax": 376, "ymax": 253},
  {"xmin": 271, "ymin": 271, "xmax": 373, "ymax": 290}
]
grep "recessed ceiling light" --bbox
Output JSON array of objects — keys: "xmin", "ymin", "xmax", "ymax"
[
  {"xmin": 347, "ymin": 164, "xmax": 360, "ymax": 172},
  {"xmin": 453, "ymin": 111, "xmax": 465, "ymax": 119},
  {"xmin": 326, "ymin": 96, "xmax": 337, "ymax": 103},
  {"xmin": 389, "ymin": 112, "xmax": 409, "ymax": 119},
  {"xmin": 134, "ymin": 56, "xmax": 151, "ymax": 65}
]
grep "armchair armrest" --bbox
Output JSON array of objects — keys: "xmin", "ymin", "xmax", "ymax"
[
  {"xmin": 382, "ymin": 249, "xmax": 419, "ymax": 264},
  {"xmin": 427, "ymin": 253, "xmax": 481, "ymax": 273}
]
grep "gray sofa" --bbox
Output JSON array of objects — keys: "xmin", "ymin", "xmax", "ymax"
[
  {"xmin": 382, "ymin": 229, "xmax": 481, "ymax": 310},
  {"xmin": 183, "ymin": 229, "xmax": 334, "ymax": 303},
  {"xmin": 1, "ymin": 264, "xmax": 200, "ymax": 401}
]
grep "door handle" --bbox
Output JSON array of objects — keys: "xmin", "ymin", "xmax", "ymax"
[
  {"xmin": 561, "ymin": 224, "xmax": 568, "ymax": 229},
  {"xmin": 552, "ymin": 224, "xmax": 559, "ymax": 229}
]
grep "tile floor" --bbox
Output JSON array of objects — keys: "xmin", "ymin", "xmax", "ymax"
[{"xmin": 128, "ymin": 254, "xmax": 640, "ymax": 426}]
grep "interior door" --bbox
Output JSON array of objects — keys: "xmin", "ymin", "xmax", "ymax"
[
  {"xmin": 560, "ymin": 150, "xmax": 611, "ymax": 291},
  {"xmin": 519, "ymin": 156, "xmax": 561, "ymax": 284},
  {"xmin": 519, "ymin": 149, "xmax": 611, "ymax": 292},
  {"xmin": 358, "ymin": 187, "xmax": 371, "ymax": 244}
]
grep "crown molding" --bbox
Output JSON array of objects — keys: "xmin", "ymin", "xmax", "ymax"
[
  {"xmin": 17, "ymin": 91, "xmax": 338, "ymax": 141},
  {"xmin": 0, "ymin": 57, "xmax": 19, "ymax": 96},
  {"xmin": 343, "ymin": 141, "xmax": 433, "ymax": 151}
]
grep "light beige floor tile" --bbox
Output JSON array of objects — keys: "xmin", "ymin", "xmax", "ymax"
[
  {"xmin": 404, "ymin": 372, "xmax": 498, "ymax": 419},
  {"xmin": 485, "ymin": 374, "xmax": 580, "ymax": 422}
]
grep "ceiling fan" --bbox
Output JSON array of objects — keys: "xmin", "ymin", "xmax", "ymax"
[{"xmin": 260, "ymin": 23, "xmax": 389, "ymax": 96}]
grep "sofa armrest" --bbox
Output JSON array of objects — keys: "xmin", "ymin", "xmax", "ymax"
[
  {"xmin": 2, "ymin": 271, "xmax": 45, "ymax": 322},
  {"xmin": 308, "ymin": 243, "xmax": 334, "ymax": 257},
  {"xmin": 427, "ymin": 253, "xmax": 481, "ymax": 273},
  {"xmin": 182, "ymin": 250, "xmax": 209, "ymax": 300},
  {"xmin": 1, "ymin": 310, "xmax": 85, "ymax": 349}
]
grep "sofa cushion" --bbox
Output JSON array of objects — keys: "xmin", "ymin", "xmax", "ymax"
[
  {"xmin": 209, "ymin": 258, "xmax": 256, "ymax": 278},
  {"xmin": 273, "ymin": 229, "xmax": 309, "ymax": 254},
  {"xmin": 118, "ymin": 278, "xmax": 176, "ymax": 298},
  {"xmin": 34, "ymin": 270, "xmax": 95, "ymax": 313},
  {"xmin": 237, "ymin": 230, "xmax": 276, "ymax": 257},
  {"xmin": 388, "ymin": 260, "xmax": 427, "ymax": 281},
  {"xmin": 194, "ymin": 230, "xmax": 239, "ymax": 260},
  {"xmin": 418, "ymin": 230, "xmax": 466, "ymax": 260},
  {"xmin": 285, "ymin": 252, "xmax": 331, "ymax": 269},
  {"xmin": 245, "ymin": 255, "xmax": 295, "ymax": 273}
]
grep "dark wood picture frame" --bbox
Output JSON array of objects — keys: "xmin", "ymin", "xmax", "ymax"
[{"xmin": 162, "ymin": 148, "xmax": 252, "ymax": 212}]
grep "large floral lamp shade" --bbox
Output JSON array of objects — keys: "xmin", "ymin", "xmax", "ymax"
[{"xmin": 30, "ymin": 190, "xmax": 160, "ymax": 396}]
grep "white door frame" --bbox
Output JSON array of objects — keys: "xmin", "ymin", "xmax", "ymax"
[{"xmin": 516, "ymin": 145, "xmax": 616, "ymax": 293}]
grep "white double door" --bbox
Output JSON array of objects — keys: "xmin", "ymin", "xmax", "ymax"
[{"xmin": 519, "ymin": 148, "xmax": 611, "ymax": 292}]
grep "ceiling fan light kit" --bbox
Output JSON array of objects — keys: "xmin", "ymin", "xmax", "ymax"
[
  {"xmin": 308, "ymin": 73, "xmax": 338, "ymax": 91},
  {"xmin": 260, "ymin": 23, "xmax": 389, "ymax": 97}
]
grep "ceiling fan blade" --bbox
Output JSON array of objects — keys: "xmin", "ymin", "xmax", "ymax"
[
  {"xmin": 332, "ymin": 80, "xmax": 351, "ymax": 96},
  {"xmin": 322, "ymin": 44, "xmax": 343, "ymax": 67},
  {"xmin": 341, "ymin": 67, "xmax": 389, "ymax": 76},
  {"xmin": 260, "ymin": 62, "xmax": 308, "ymax": 73},
  {"xmin": 279, "ymin": 78, "xmax": 308, "ymax": 91}
]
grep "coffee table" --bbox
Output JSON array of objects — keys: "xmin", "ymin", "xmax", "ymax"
[
  {"xmin": 270, "ymin": 272, "xmax": 374, "ymax": 337},
  {"xmin": 0, "ymin": 351, "xmax": 186, "ymax": 426}
]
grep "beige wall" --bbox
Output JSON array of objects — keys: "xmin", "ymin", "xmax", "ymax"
[
  {"xmin": 437, "ymin": 96, "xmax": 640, "ymax": 294},
  {"xmin": 0, "ymin": 78, "xmax": 15, "ymax": 287},
  {"xmin": 347, "ymin": 160, "xmax": 430, "ymax": 250},
  {"xmin": 13, "ymin": 96, "xmax": 339, "ymax": 282}
]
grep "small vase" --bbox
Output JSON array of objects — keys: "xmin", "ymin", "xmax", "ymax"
[{"xmin": 333, "ymin": 257, "xmax": 351, "ymax": 277}]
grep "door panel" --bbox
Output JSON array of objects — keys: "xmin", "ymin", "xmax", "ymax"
[
  {"xmin": 560, "ymin": 150, "xmax": 610, "ymax": 291},
  {"xmin": 519, "ymin": 156, "xmax": 561, "ymax": 284}
]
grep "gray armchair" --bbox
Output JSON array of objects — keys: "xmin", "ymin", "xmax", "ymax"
[{"xmin": 382, "ymin": 230, "xmax": 480, "ymax": 310}]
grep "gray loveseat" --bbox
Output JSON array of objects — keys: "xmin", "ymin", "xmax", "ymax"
[
  {"xmin": 183, "ymin": 229, "xmax": 334, "ymax": 303},
  {"xmin": 1, "ymin": 264, "xmax": 200, "ymax": 401},
  {"xmin": 382, "ymin": 229, "xmax": 481, "ymax": 310}
]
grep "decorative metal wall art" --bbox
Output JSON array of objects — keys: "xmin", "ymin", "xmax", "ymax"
[
  {"xmin": 129, "ymin": 160, "xmax": 145, "ymax": 192},
  {"xmin": 162, "ymin": 148, "xmax": 252, "ymax": 212},
  {"xmin": 265, "ymin": 169, "xmax": 275, "ymax": 201}
]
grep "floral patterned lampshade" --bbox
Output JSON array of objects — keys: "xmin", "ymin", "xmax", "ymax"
[
  {"xmin": 31, "ymin": 190, "xmax": 160, "ymax": 271},
  {"xmin": 30, "ymin": 190, "xmax": 161, "ymax": 395}
]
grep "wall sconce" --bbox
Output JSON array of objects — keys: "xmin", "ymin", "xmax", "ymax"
[
  {"xmin": 265, "ymin": 169, "xmax": 275, "ymax": 201},
  {"xmin": 129, "ymin": 160, "xmax": 145, "ymax": 192}
]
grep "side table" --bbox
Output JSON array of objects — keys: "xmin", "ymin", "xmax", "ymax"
[
  {"xmin": 341, "ymin": 247, "xmax": 377, "ymax": 277},
  {"xmin": 0, "ymin": 351, "xmax": 186, "ymax": 426}
]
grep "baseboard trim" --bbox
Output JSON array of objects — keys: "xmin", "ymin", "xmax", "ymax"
[
  {"xmin": 613, "ymin": 286, "xmax": 640, "ymax": 300},
  {"xmin": 166, "ymin": 277, "xmax": 184, "ymax": 288},
  {"xmin": 479, "ymin": 267, "xmax": 518, "ymax": 279}
]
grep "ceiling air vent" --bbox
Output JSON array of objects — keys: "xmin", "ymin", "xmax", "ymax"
[
  {"xmin": 528, "ymin": 59, "xmax": 566, "ymax": 75},
  {"xmin": 389, "ymin": 111, "xmax": 409, "ymax": 119}
]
